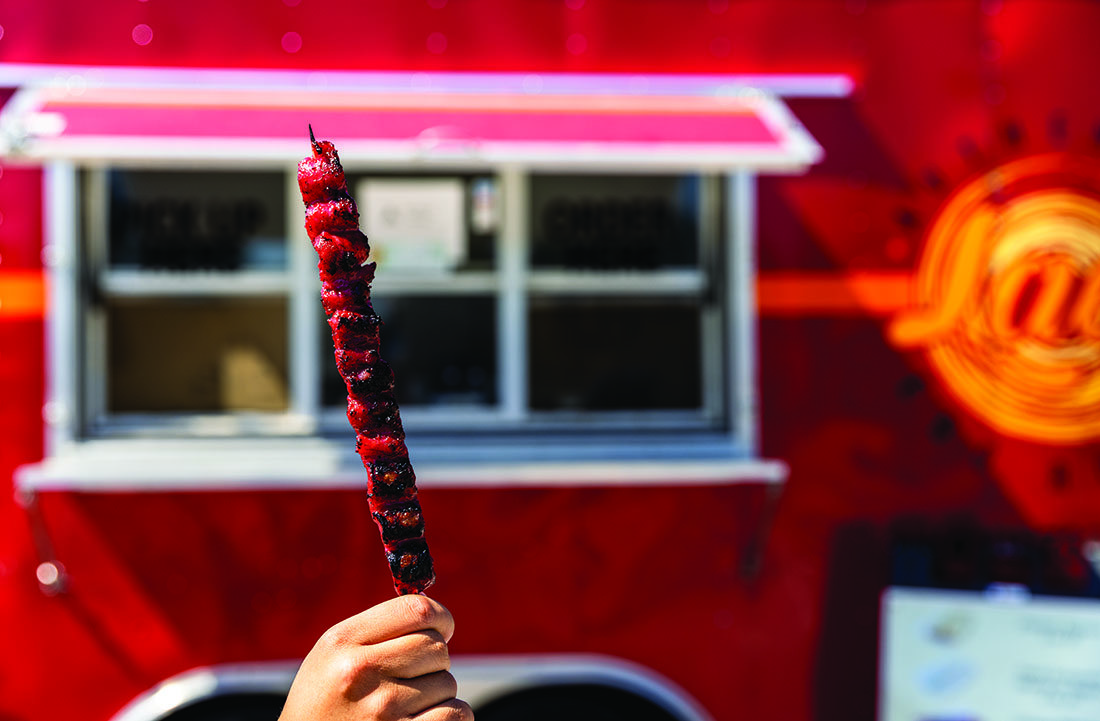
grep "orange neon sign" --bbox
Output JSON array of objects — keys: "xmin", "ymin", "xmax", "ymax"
[{"xmin": 890, "ymin": 154, "xmax": 1100, "ymax": 445}]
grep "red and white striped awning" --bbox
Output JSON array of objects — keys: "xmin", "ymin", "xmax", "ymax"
[{"xmin": 0, "ymin": 65, "xmax": 846, "ymax": 171}]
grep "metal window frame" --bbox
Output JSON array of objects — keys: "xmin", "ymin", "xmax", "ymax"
[
  {"xmin": 34, "ymin": 159, "xmax": 766, "ymax": 489},
  {"xmin": 43, "ymin": 160, "xmax": 80, "ymax": 455}
]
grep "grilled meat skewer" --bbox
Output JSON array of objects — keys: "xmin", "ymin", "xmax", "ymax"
[{"xmin": 298, "ymin": 128, "xmax": 435, "ymax": 595}]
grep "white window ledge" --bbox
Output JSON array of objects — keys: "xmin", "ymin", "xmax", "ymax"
[{"xmin": 15, "ymin": 436, "xmax": 788, "ymax": 492}]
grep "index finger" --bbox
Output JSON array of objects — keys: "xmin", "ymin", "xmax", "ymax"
[{"xmin": 329, "ymin": 595, "xmax": 455, "ymax": 647}]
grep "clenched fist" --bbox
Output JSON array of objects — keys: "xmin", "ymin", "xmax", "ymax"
[{"xmin": 279, "ymin": 595, "xmax": 473, "ymax": 721}]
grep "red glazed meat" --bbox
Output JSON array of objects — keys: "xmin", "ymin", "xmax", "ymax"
[{"xmin": 297, "ymin": 128, "xmax": 434, "ymax": 595}]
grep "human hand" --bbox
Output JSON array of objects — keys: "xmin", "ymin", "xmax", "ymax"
[{"xmin": 279, "ymin": 595, "xmax": 474, "ymax": 721}]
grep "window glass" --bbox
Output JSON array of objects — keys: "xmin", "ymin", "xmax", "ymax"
[
  {"xmin": 107, "ymin": 297, "xmax": 288, "ymax": 413},
  {"xmin": 528, "ymin": 298, "xmax": 702, "ymax": 411},
  {"xmin": 321, "ymin": 296, "xmax": 497, "ymax": 408},
  {"xmin": 82, "ymin": 166, "xmax": 727, "ymax": 441},
  {"xmin": 530, "ymin": 174, "xmax": 700, "ymax": 270},
  {"xmin": 108, "ymin": 170, "xmax": 287, "ymax": 271}
]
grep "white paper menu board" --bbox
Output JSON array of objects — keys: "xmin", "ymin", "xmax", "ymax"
[
  {"xmin": 880, "ymin": 587, "xmax": 1100, "ymax": 721},
  {"xmin": 358, "ymin": 178, "xmax": 465, "ymax": 273}
]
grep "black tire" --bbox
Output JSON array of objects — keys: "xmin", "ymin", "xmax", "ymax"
[{"xmin": 473, "ymin": 683, "xmax": 682, "ymax": 721}]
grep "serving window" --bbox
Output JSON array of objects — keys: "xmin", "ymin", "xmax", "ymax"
[
  {"xmin": 106, "ymin": 297, "xmax": 289, "ymax": 414},
  {"xmin": 81, "ymin": 168, "xmax": 292, "ymax": 435},
  {"xmin": 530, "ymin": 174, "xmax": 700, "ymax": 270},
  {"xmin": 107, "ymin": 169, "xmax": 287, "ymax": 272},
  {"xmin": 73, "ymin": 163, "xmax": 743, "ymax": 455},
  {"xmin": 528, "ymin": 298, "xmax": 703, "ymax": 413},
  {"xmin": 320, "ymin": 295, "xmax": 498, "ymax": 409}
]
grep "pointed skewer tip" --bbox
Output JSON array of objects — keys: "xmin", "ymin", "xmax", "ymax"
[{"xmin": 308, "ymin": 124, "xmax": 320, "ymax": 154}]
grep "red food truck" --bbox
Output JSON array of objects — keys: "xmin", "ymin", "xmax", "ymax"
[{"xmin": 3, "ymin": 3, "xmax": 1100, "ymax": 720}]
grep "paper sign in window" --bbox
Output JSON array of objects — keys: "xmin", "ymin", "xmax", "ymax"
[{"xmin": 358, "ymin": 179, "xmax": 466, "ymax": 273}]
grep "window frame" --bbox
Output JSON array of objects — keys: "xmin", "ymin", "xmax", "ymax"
[{"xmin": 42, "ymin": 159, "xmax": 761, "ymax": 468}]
